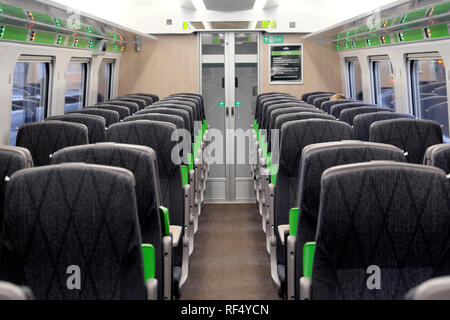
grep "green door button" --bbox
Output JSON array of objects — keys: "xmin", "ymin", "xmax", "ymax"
[
  {"xmin": 219, "ymin": 101, "xmax": 225, "ymax": 108},
  {"xmin": 235, "ymin": 101, "xmax": 242, "ymax": 108}
]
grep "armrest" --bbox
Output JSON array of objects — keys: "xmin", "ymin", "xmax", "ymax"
[
  {"xmin": 159, "ymin": 206, "xmax": 170, "ymax": 236},
  {"xmin": 141, "ymin": 244, "xmax": 156, "ymax": 281},
  {"xmin": 162, "ymin": 236, "xmax": 173, "ymax": 300},
  {"xmin": 277, "ymin": 225, "xmax": 290, "ymax": 246},
  {"xmin": 300, "ymin": 277, "xmax": 312, "ymax": 300},
  {"xmin": 146, "ymin": 278, "xmax": 158, "ymax": 300},
  {"xmin": 289, "ymin": 208, "xmax": 299, "ymax": 237},
  {"xmin": 170, "ymin": 226, "xmax": 182, "ymax": 247},
  {"xmin": 303, "ymin": 242, "xmax": 316, "ymax": 279},
  {"xmin": 181, "ymin": 165, "xmax": 189, "ymax": 187}
]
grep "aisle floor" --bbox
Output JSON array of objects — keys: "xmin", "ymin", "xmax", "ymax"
[{"xmin": 181, "ymin": 204, "xmax": 280, "ymax": 300}]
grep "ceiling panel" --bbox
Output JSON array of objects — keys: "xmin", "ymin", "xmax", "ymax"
[{"xmin": 203, "ymin": 0, "xmax": 256, "ymax": 11}]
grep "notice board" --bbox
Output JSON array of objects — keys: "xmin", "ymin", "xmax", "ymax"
[{"xmin": 269, "ymin": 44, "xmax": 303, "ymax": 84}]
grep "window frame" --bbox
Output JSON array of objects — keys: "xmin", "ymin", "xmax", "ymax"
[
  {"xmin": 97, "ymin": 59, "xmax": 115, "ymax": 103},
  {"xmin": 370, "ymin": 55, "xmax": 395, "ymax": 110},
  {"xmin": 345, "ymin": 57, "xmax": 361, "ymax": 100}
]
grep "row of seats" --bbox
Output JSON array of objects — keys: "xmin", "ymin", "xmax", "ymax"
[
  {"xmin": 252, "ymin": 91, "xmax": 450, "ymax": 300},
  {"xmin": 0, "ymin": 92, "xmax": 210, "ymax": 300}
]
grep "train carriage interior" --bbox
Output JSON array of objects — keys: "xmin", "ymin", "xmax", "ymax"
[{"xmin": 0, "ymin": 0, "xmax": 450, "ymax": 308}]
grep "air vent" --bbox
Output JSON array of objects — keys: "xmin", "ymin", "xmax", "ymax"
[
  {"xmin": 289, "ymin": 22, "xmax": 296, "ymax": 29},
  {"xmin": 166, "ymin": 19, "xmax": 172, "ymax": 25}
]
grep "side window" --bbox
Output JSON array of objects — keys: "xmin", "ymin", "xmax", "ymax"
[
  {"xmin": 11, "ymin": 58, "xmax": 50, "ymax": 146},
  {"xmin": 65, "ymin": 60, "xmax": 88, "ymax": 113},
  {"xmin": 410, "ymin": 55, "xmax": 448, "ymax": 141},
  {"xmin": 346, "ymin": 58, "xmax": 363, "ymax": 100},
  {"xmin": 97, "ymin": 60, "xmax": 113, "ymax": 103},
  {"xmin": 372, "ymin": 58, "xmax": 395, "ymax": 110}
]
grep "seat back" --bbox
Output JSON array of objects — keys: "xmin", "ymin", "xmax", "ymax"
[
  {"xmin": 168, "ymin": 93, "xmax": 205, "ymax": 118},
  {"xmin": 16, "ymin": 121, "xmax": 89, "ymax": 166},
  {"xmin": 88, "ymin": 105, "xmax": 130, "ymax": 120},
  {"xmin": 312, "ymin": 162, "xmax": 450, "ymax": 300},
  {"xmin": 125, "ymin": 95, "xmax": 153, "ymax": 106},
  {"xmin": 46, "ymin": 114, "xmax": 106, "ymax": 143},
  {"xmin": 301, "ymin": 91, "xmax": 331, "ymax": 102},
  {"xmin": 313, "ymin": 96, "xmax": 331, "ymax": 108},
  {"xmin": 320, "ymin": 99, "xmax": 355, "ymax": 113},
  {"xmin": 0, "ymin": 164, "xmax": 147, "ymax": 300},
  {"xmin": 370, "ymin": 118, "xmax": 443, "ymax": 164},
  {"xmin": 262, "ymin": 102, "xmax": 308, "ymax": 130},
  {"xmin": 269, "ymin": 106, "xmax": 324, "ymax": 133},
  {"xmin": 67, "ymin": 108, "xmax": 119, "ymax": 127},
  {"xmin": 339, "ymin": 106, "xmax": 393, "ymax": 125},
  {"xmin": 432, "ymin": 86, "xmax": 447, "ymax": 96},
  {"xmin": 258, "ymin": 97, "xmax": 299, "ymax": 125},
  {"xmin": 420, "ymin": 96, "xmax": 447, "ymax": 119},
  {"xmin": 294, "ymin": 142, "xmax": 406, "ymax": 299},
  {"xmin": 124, "ymin": 113, "xmax": 185, "ymax": 131},
  {"xmin": 331, "ymin": 102, "xmax": 378, "ymax": 118},
  {"xmin": 353, "ymin": 112, "xmax": 414, "ymax": 141},
  {"xmin": 256, "ymin": 93, "xmax": 292, "ymax": 121},
  {"xmin": 157, "ymin": 100, "xmax": 199, "ymax": 121},
  {"xmin": 420, "ymin": 81, "xmax": 446, "ymax": 94},
  {"xmin": 274, "ymin": 120, "xmax": 353, "ymax": 266},
  {"xmin": 424, "ymin": 143, "xmax": 450, "ymax": 174},
  {"xmin": 165, "ymin": 96, "xmax": 204, "ymax": 120},
  {"xmin": 51, "ymin": 144, "xmax": 163, "ymax": 298},
  {"xmin": 114, "ymin": 97, "xmax": 146, "ymax": 110},
  {"xmin": 306, "ymin": 93, "xmax": 333, "ymax": 105},
  {"xmin": 131, "ymin": 93, "xmax": 159, "ymax": 103},
  {"xmin": 101, "ymin": 100, "xmax": 139, "ymax": 114},
  {"xmin": 426, "ymin": 102, "xmax": 449, "ymax": 137},
  {"xmin": 142, "ymin": 106, "xmax": 192, "ymax": 136}
]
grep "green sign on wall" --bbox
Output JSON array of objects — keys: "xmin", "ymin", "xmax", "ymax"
[{"xmin": 264, "ymin": 35, "xmax": 284, "ymax": 44}]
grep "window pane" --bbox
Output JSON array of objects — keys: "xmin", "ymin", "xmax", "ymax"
[
  {"xmin": 65, "ymin": 63, "xmax": 87, "ymax": 113},
  {"xmin": 413, "ymin": 59, "xmax": 448, "ymax": 141},
  {"xmin": 374, "ymin": 60, "xmax": 395, "ymax": 110},
  {"xmin": 11, "ymin": 62, "xmax": 48, "ymax": 146},
  {"xmin": 348, "ymin": 60, "xmax": 363, "ymax": 100},
  {"xmin": 97, "ymin": 62, "xmax": 112, "ymax": 103}
]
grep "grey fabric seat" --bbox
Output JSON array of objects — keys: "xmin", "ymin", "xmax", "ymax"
[
  {"xmin": 370, "ymin": 118, "xmax": 443, "ymax": 164},
  {"xmin": 339, "ymin": 106, "xmax": 393, "ymax": 125},
  {"xmin": 420, "ymin": 81, "xmax": 446, "ymax": 94},
  {"xmin": 46, "ymin": 114, "xmax": 106, "ymax": 143},
  {"xmin": 106, "ymin": 121, "xmax": 185, "ymax": 292},
  {"xmin": 306, "ymin": 93, "xmax": 333, "ymax": 105},
  {"xmin": 262, "ymin": 102, "xmax": 310, "ymax": 130},
  {"xmin": 157, "ymin": 100, "xmax": 199, "ymax": 122},
  {"xmin": 125, "ymin": 95, "xmax": 153, "ymax": 107},
  {"xmin": 0, "ymin": 163, "xmax": 148, "ymax": 300},
  {"xmin": 432, "ymin": 86, "xmax": 447, "ymax": 96},
  {"xmin": 51, "ymin": 144, "xmax": 164, "ymax": 299},
  {"xmin": 16, "ymin": 121, "xmax": 89, "ymax": 166},
  {"xmin": 311, "ymin": 162, "xmax": 450, "ymax": 300},
  {"xmin": 424, "ymin": 143, "xmax": 450, "ymax": 174},
  {"xmin": 312, "ymin": 96, "xmax": 331, "ymax": 109},
  {"xmin": 168, "ymin": 93, "xmax": 205, "ymax": 120},
  {"xmin": 353, "ymin": 112, "xmax": 414, "ymax": 141},
  {"xmin": 87, "ymin": 105, "xmax": 130, "ymax": 120},
  {"xmin": 113, "ymin": 97, "xmax": 146, "ymax": 110},
  {"xmin": 132, "ymin": 93, "xmax": 159, "ymax": 103},
  {"xmin": 100, "ymin": 100, "xmax": 139, "ymax": 114},
  {"xmin": 164, "ymin": 96, "xmax": 203, "ymax": 121},
  {"xmin": 0, "ymin": 146, "xmax": 33, "ymax": 227},
  {"xmin": 268, "ymin": 106, "xmax": 325, "ymax": 134},
  {"xmin": 124, "ymin": 113, "xmax": 184, "ymax": 131},
  {"xmin": 269, "ymin": 112, "xmax": 336, "ymax": 151},
  {"xmin": 273, "ymin": 119, "xmax": 353, "ymax": 293},
  {"xmin": 331, "ymin": 102, "xmax": 378, "ymax": 118},
  {"xmin": 67, "ymin": 108, "xmax": 119, "ymax": 127},
  {"xmin": 293, "ymin": 142, "xmax": 406, "ymax": 299},
  {"xmin": 301, "ymin": 92, "xmax": 332, "ymax": 102},
  {"xmin": 320, "ymin": 99, "xmax": 355, "ymax": 113},
  {"xmin": 257, "ymin": 96, "xmax": 299, "ymax": 125},
  {"xmin": 255, "ymin": 93, "xmax": 293, "ymax": 123},
  {"xmin": 143, "ymin": 106, "xmax": 193, "ymax": 136}
]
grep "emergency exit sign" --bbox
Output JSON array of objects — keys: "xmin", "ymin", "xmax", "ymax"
[{"xmin": 264, "ymin": 35, "xmax": 284, "ymax": 44}]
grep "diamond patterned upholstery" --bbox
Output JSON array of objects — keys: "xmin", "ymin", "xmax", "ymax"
[
  {"xmin": 149, "ymin": 104, "xmax": 194, "ymax": 135},
  {"xmin": 262, "ymin": 102, "xmax": 310, "ymax": 130},
  {"xmin": 67, "ymin": 108, "xmax": 119, "ymax": 127},
  {"xmin": 106, "ymin": 121, "xmax": 184, "ymax": 268},
  {"xmin": 157, "ymin": 100, "xmax": 199, "ymax": 121},
  {"xmin": 51, "ymin": 143, "xmax": 164, "ymax": 299},
  {"xmin": 307, "ymin": 93, "xmax": 333, "ymax": 105},
  {"xmin": 46, "ymin": 114, "xmax": 106, "ymax": 144},
  {"xmin": 370, "ymin": 118, "xmax": 443, "ymax": 164},
  {"xmin": 313, "ymin": 96, "xmax": 331, "ymax": 108},
  {"xmin": 124, "ymin": 113, "xmax": 184, "ymax": 131},
  {"xmin": 312, "ymin": 162, "xmax": 450, "ymax": 300},
  {"xmin": 163, "ymin": 97, "xmax": 203, "ymax": 121},
  {"xmin": 353, "ymin": 112, "xmax": 414, "ymax": 141},
  {"xmin": 274, "ymin": 119, "xmax": 353, "ymax": 279},
  {"xmin": 16, "ymin": 121, "xmax": 89, "ymax": 166},
  {"xmin": 168, "ymin": 93, "xmax": 205, "ymax": 120},
  {"xmin": 87, "ymin": 105, "xmax": 130, "ymax": 120},
  {"xmin": 269, "ymin": 106, "xmax": 325, "ymax": 133},
  {"xmin": 301, "ymin": 92, "xmax": 331, "ymax": 102},
  {"xmin": 294, "ymin": 142, "xmax": 406, "ymax": 299},
  {"xmin": 113, "ymin": 97, "xmax": 146, "ymax": 110},
  {"xmin": 0, "ymin": 164, "xmax": 147, "ymax": 300},
  {"xmin": 340, "ymin": 107, "xmax": 393, "ymax": 125},
  {"xmin": 132, "ymin": 93, "xmax": 159, "ymax": 103},
  {"xmin": 125, "ymin": 95, "xmax": 153, "ymax": 107},
  {"xmin": 138, "ymin": 107, "xmax": 191, "ymax": 135},
  {"xmin": 257, "ymin": 97, "xmax": 298, "ymax": 125}
]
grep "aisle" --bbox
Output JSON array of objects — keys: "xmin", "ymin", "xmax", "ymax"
[{"xmin": 181, "ymin": 204, "xmax": 280, "ymax": 300}]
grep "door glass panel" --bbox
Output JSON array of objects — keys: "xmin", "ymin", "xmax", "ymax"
[
  {"xmin": 234, "ymin": 33, "xmax": 258, "ymax": 179},
  {"xmin": 65, "ymin": 62, "xmax": 87, "ymax": 113},
  {"xmin": 201, "ymin": 33, "xmax": 226, "ymax": 179},
  {"xmin": 97, "ymin": 61, "xmax": 113, "ymax": 103},
  {"xmin": 11, "ymin": 61, "xmax": 49, "ymax": 146}
]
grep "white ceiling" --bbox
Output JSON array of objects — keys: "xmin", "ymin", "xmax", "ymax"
[{"xmin": 49, "ymin": 0, "xmax": 401, "ymax": 34}]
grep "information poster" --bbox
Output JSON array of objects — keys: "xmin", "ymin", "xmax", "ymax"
[{"xmin": 269, "ymin": 44, "xmax": 303, "ymax": 84}]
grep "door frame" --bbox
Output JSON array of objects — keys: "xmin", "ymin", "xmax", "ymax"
[{"xmin": 198, "ymin": 31, "xmax": 261, "ymax": 203}]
